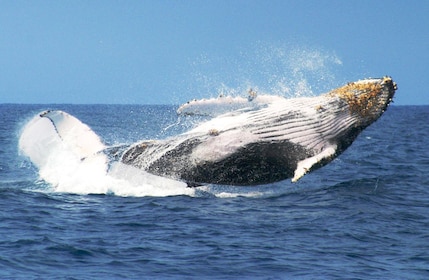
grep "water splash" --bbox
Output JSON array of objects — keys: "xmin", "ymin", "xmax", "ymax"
[{"xmin": 187, "ymin": 42, "xmax": 342, "ymax": 99}]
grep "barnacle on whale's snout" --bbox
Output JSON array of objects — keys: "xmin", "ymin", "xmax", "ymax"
[{"xmin": 328, "ymin": 76, "xmax": 396, "ymax": 120}]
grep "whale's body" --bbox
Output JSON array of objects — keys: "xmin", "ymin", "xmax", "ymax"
[{"xmin": 19, "ymin": 77, "xmax": 396, "ymax": 187}]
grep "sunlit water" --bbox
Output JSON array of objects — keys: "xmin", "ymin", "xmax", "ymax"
[{"xmin": 1, "ymin": 104, "xmax": 429, "ymax": 279}]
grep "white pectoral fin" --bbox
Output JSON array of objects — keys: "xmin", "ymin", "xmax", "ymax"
[
  {"xmin": 177, "ymin": 96, "xmax": 250, "ymax": 117},
  {"xmin": 292, "ymin": 145, "xmax": 337, "ymax": 182},
  {"xmin": 41, "ymin": 110, "xmax": 106, "ymax": 158}
]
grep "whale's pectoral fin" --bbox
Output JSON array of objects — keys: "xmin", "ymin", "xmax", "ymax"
[
  {"xmin": 19, "ymin": 110, "xmax": 107, "ymax": 171},
  {"xmin": 292, "ymin": 144, "xmax": 337, "ymax": 182}
]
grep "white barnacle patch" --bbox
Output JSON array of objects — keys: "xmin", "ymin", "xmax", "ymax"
[
  {"xmin": 315, "ymin": 104, "xmax": 324, "ymax": 112},
  {"xmin": 208, "ymin": 129, "xmax": 219, "ymax": 136}
]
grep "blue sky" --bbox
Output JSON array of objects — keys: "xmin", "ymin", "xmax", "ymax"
[{"xmin": 0, "ymin": 0, "xmax": 427, "ymax": 105}]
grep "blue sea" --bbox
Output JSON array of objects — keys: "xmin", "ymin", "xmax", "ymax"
[{"xmin": 1, "ymin": 104, "xmax": 428, "ymax": 279}]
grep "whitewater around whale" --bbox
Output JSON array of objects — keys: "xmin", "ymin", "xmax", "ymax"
[{"xmin": 19, "ymin": 77, "xmax": 396, "ymax": 189}]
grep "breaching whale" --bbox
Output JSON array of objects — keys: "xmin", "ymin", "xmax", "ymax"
[{"xmin": 19, "ymin": 77, "xmax": 396, "ymax": 187}]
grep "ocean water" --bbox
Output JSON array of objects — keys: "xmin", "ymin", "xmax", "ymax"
[{"xmin": 1, "ymin": 104, "xmax": 428, "ymax": 279}]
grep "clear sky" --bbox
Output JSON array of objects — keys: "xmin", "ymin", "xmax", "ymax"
[{"xmin": 0, "ymin": 0, "xmax": 427, "ymax": 105}]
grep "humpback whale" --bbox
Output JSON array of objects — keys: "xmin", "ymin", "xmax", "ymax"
[{"xmin": 19, "ymin": 77, "xmax": 396, "ymax": 187}]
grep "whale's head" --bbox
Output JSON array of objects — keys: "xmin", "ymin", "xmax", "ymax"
[{"xmin": 328, "ymin": 76, "xmax": 397, "ymax": 128}]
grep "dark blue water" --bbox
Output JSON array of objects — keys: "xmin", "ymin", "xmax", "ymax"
[{"xmin": 1, "ymin": 104, "xmax": 428, "ymax": 279}]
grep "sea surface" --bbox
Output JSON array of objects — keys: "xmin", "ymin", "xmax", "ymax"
[{"xmin": 0, "ymin": 104, "xmax": 428, "ymax": 279}]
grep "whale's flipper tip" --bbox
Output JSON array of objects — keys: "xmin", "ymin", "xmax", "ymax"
[
  {"xmin": 39, "ymin": 110, "xmax": 51, "ymax": 117},
  {"xmin": 292, "ymin": 145, "xmax": 337, "ymax": 183}
]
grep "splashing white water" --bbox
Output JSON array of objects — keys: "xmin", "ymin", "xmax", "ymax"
[{"xmin": 187, "ymin": 43, "xmax": 342, "ymax": 99}]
